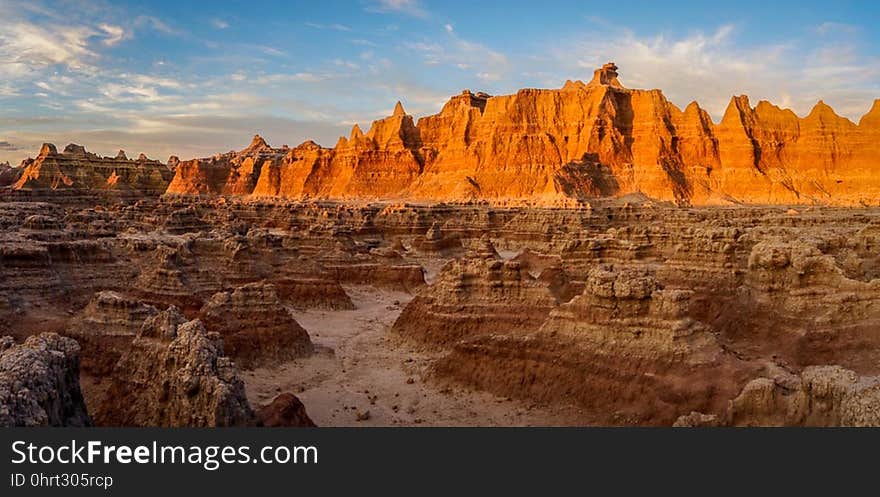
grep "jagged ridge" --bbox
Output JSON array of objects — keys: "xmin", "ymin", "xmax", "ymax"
[{"xmin": 162, "ymin": 63, "xmax": 880, "ymax": 206}]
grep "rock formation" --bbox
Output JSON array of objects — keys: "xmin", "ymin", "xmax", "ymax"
[
  {"xmin": 678, "ymin": 364, "xmax": 880, "ymax": 427},
  {"xmin": 0, "ymin": 162, "xmax": 20, "ymax": 187},
  {"xmin": 2, "ymin": 177, "xmax": 880, "ymax": 426},
  {"xmin": 256, "ymin": 392, "xmax": 316, "ymax": 427},
  {"xmin": 393, "ymin": 240, "xmax": 559, "ymax": 347},
  {"xmin": 431, "ymin": 265, "xmax": 754, "ymax": 424},
  {"xmin": 726, "ymin": 238, "xmax": 880, "ymax": 371},
  {"xmin": 166, "ymin": 135, "xmax": 286, "ymax": 195},
  {"xmin": 0, "ymin": 333, "xmax": 91, "ymax": 427},
  {"xmin": 65, "ymin": 291, "xmax": 159, "ymax": 374},
  {"xmin": 728, "ymin": 366, "xmax": 880, "ymax": 426},
  {"xmin": 411, "ymin": 221, "xmax": 463, "ymax": 255},
  {"xmin": 587, "ymin": 62, "xmax": 624, "ymax": 88},
  {"xmin": 163, "ymin": 64, "xmax": 880, "ymax": 207},
  {"xmin": 96, "ymin": 308, "xmax": 254, "ymax": 426},
  {"xmin": 8, "ymin": 143, "xmax": 174, "ymax": 201},
  {"xmin": 199, "ymin": 283, "xmax": 314, "ymax": 369}
]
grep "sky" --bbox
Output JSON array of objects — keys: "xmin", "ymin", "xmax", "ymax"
[{"xmin": 0, "ymin": 0, "xmax": 878, "ymax": 164}]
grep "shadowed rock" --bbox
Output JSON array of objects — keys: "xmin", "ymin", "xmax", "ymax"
[{"xmin": 0, "ymin": 333, "xmax": 91, "ymax": 427}]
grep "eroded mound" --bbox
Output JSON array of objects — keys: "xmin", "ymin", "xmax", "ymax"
[
  {"xmin": 199, "ymin": 283, "xmax": 314, "ymax": 369},
  {"xmin": 393, "ymin": 239, "xmax": 558, "ymax": 347}
]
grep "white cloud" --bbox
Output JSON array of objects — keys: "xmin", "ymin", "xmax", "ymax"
[
  {"xmin": 0, "ymin": 8, "xmax": 134, "ymax": 83},
  {"xmin": 333, "ymin": 59, "xmax": 360, "ymax": 69},
  {"xmin": 350, "ymin": 38, "xmax": 378, "ymax": 47},
  {"xmin": 98, "ymin": 23, "xmax": 128, "ymax": 46},
  {"xmin": 0, "ymin": 22, "xmax": 97, "ymax": 71},
  {"xmin": 125, "ymin": 74, "xmax": 183, "ymax": 89},
  {"xmin": 256, "ymin": 45, "xmax": 286, "ymax": 57},
  {"xmin": 291, "ymin": 72, "xmax": 324, "ymax": 82},
  {"xmin": 211, "ymin": 18, "xmax": 230, "ymax": 30},
  {"xmin": 99, "ymin": 83, "xmax": 176, "ymax": 104}
]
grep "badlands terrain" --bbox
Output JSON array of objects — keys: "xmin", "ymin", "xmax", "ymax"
[{"xmin": 1, "ymin": 64, "xmax": 879, "ymax": 427}]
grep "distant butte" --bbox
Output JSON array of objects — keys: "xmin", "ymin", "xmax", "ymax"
[
  {"xmin": 5, "ymin": 63, "xmax": 880, "ymax": 206},
  {"xmin": 162, "ymin": 63, "xmax": 880, "ymax": 206}
]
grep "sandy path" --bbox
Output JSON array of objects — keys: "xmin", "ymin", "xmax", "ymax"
[{"xmin": 244, "ymin": 285, "xmax": 582, "ymax": 426}]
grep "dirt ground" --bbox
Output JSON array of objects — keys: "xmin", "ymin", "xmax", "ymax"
[{"xmin": 244, "ymin": 285, "xmax": 585, "ymax": 426}]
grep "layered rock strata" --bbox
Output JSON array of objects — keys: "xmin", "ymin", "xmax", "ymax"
[
  {"xmin": 393, "ymin": 239, "xmax": 558, "ymax": 347},
  {"xmin": 8, "ymin": 143, "xmax": 174, "ymax": 201},
  {"xmin": 728, "ymin": 366, "xmax": 880, "ymax": 426},
  {"xmin": 2, "ymin": 194, "xmax": 880, "ymax": 426},
  {"xmin": 199, "ymin": 283, "xmax": 314, "ymax": 369},
  {"xmin": 164, "ymin": 64, "xmax": 880, "ymax": 207},
  {"xmin": 65, "ymin": 291, "xmax": 159, "ymax": 374},
  {"xmin": 432, "ymin": 265, "xmax": 754, "ymax": 424}
]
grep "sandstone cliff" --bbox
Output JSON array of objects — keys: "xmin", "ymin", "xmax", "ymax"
[
  {"xmin": 167, "ymin": 135, "xmax": 287, "ymax": 195},
  {"xmin": 164, "ymin": 64, "xmax": 880, "ymax": 206}
]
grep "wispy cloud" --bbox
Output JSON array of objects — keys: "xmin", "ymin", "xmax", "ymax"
[
  {"xmin": 403, "ymin": 27, "xmax": 509, "ymax": 82},
  {"xmin": 350, "ymin": 38, "xmax": 378, "ymax": 47},
  {"xmin": 252, "ymin": 45, "xmax": 286, "ymax": 57},
  {"xmin": 367, "ymin": 0, "xmax": 429, "ymax": 18},
  {"xmin": 816, "ymin": 22, "xmax": 860, "ymax": 36},
  {"xmin": 254, "ymin": 72, "xmax": 332, "ymax": 84},
  {"xmin": 0, "ymin": 22, "xmax": 99, "ymax": 74},
  {"xmin": 133, "ymin": 15, "xmax": 178, "ymax": 36},
  {"xmin": 211, "ymin": 18, "xmax": 230, "ymax": 30},
  {"xmin": 0, "ymin": 2, "xmax": 142, "ymax": 82},
  {"xmin": 98, "ymin": 23, "xmax": 128, "ymax": 46},
  {"xmin": 305, "ymin": 22, "xmax": 352, "ymax": 31},
  {"xmin": 541, "ymin": 23, "xmax": 879, "ymax": 121}
]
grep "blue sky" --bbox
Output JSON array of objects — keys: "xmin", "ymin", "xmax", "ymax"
[{"xmin": 0, "ymin": 0, "xmax": 878, "ymax": 163}]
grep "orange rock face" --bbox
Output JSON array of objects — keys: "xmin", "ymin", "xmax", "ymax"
[
  {"xmin": 166, "ymin": 135, "xmax": 285, "ymax": 195},
  {"xmin": 165, "ymin": 64, "xmax": 880, "ymax": 206},
  {"xmin": 11, "ymin": 143, "xmax": 174, "ymax": 199}
]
